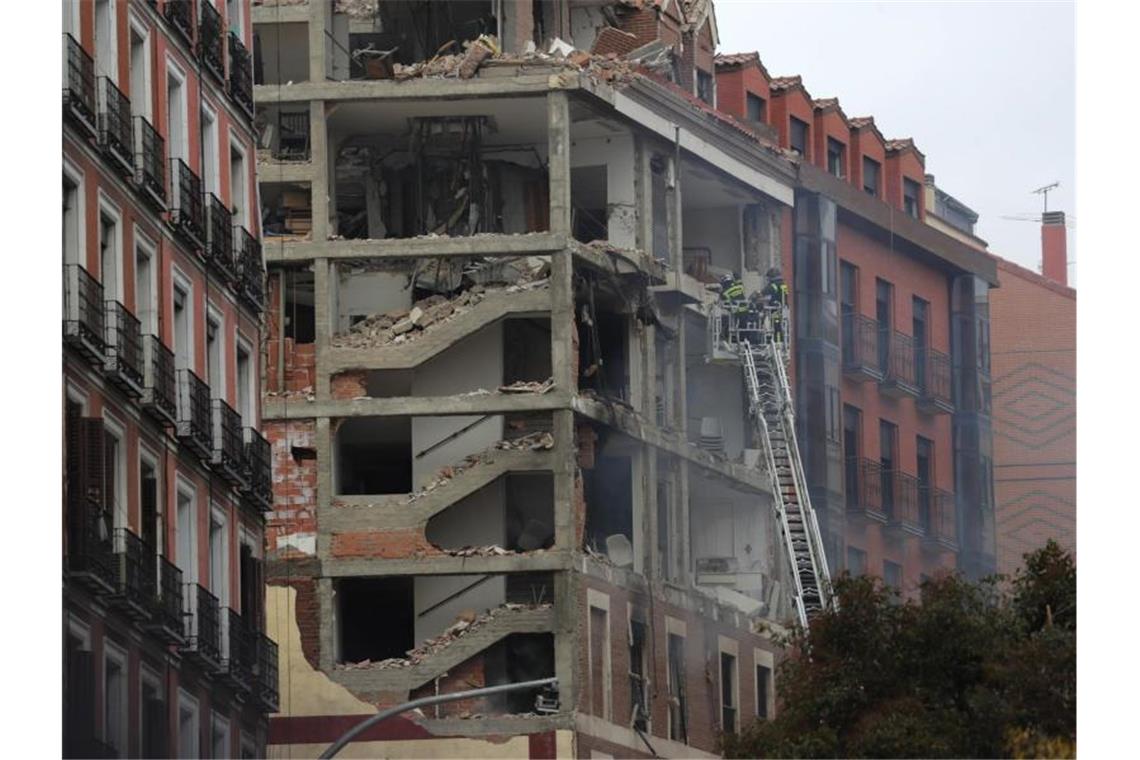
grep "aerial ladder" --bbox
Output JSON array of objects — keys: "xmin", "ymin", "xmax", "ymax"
[{"xmin": 711, "ymin": 303, "xmax": 833, "ymax": 628}]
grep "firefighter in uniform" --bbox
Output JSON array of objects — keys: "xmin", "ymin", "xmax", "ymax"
[
  {"xmin": 762, "ymin": 267, "xmax": 789, "ymax": 344},
  {"xmin": 719, "ymin": 273, "xmax": 745, "ymax": 344}
]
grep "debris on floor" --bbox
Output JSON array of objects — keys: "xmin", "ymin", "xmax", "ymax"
[
  {"xmin": 498, "ymin": 378, "xmax": 555, "ymax": 395},
  {"xmin": 495, "ymin": 431, "xmax": 555, "ymax": 451}
]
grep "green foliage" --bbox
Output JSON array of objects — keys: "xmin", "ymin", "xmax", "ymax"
[{"xmin": 720, "ymin": 541, "xmax": 1076, "ymax": 759}]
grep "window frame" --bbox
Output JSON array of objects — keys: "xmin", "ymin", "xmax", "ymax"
[
  {"xmin": 165, "ymin": 57, "xmax": 189, "ymax": 163},
  {"xmin": 63, "ymin": 159, "xmax": 87, "ymax": 268},
  {"xmin": 754, "ymin": 647, "xmax": 774, "ymax": 720},
  {"xmin": 211, "ymin": 712, "xmax": 231, "ymax": 760},
  {"xmin": 206, "ymin": 304, "xmax": 225, "ymax": 396},
  {"xmin": 177, "ymin": 689, "xmax": 200, "ymax": 759},
  {"xmin": 862, "ymin": 156, "xmax": 881, "ymax": 197},
  {"xmin": 746, "ymin": 92, "xmax": 767, "ymax": 124},
  {"xmin": 718, "ymin": 637, "xmax": 739, "ymax": 735},
  {"xmin": 172, "ymin": 270, "xmax": 194, "ymax": 372},
  {"xmin": 665, "ymin": 617, "xmax": 688, "ymax": 744},
  {"xmin": 134, "ymin": 226, "xmax": 159, "ymax": 335},
  {"xmin": 586, "ymin": 589, "xmax": 612, "ymax": 721},
  {"xmin": 128, "ymin": 11, "xmax": 153, "ymax": 121},
  {"xmin": 175, "ymin": 476, "xmax": 199, "ymax": 585},
  {"xmin": 103, "ymin": 639, "xmax": 128, "ymax": 756},
  {"xmin": 827, "ymin": 137, "xmax": 846, "ymax": 178},
  {"xmin": 789, "ymin": 116, "xmax": 809, "ymax": 158},
  {"xmin": 139, "ymin": 663, "xmax": 164, "ymax": 756},
  {"xmin": 903, "ymin": 177, "xmax": 922, "ymax": 218},
  {"xmin": 97, "ymin": 192, "xmax": 124, "ymax": 303}
]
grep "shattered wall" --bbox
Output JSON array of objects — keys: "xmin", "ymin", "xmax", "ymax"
[{"xmin": 266, "ymin": 420, "xmax": 319, "ymax": 557}]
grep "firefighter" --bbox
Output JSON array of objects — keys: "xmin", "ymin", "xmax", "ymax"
[
  {"xmin": 743, "ymin": 290, "xmax": 765, "ymax": 343},
  {"xmin": 719, "ymin": 272, "xmax": 745, "ymax": 344},
  {"xmin": 762, "ymin": 267, "xmax": 789, "ymax": 344}
]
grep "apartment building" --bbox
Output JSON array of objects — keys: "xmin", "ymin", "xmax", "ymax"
[
  {"xmin": 716, "ymin": 52, "xmax": 999, "ymax": 587},
  {"xmin": 62, "ymin": 1, "xmax": 276, "ymax": 756}
]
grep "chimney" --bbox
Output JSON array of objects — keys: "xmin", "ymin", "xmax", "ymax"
[{"xmin": 1041, "ymin": 211, "xmax": 1067, "ymax": 286}]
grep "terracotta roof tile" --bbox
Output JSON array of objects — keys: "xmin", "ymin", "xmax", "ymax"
[
  {"xmin": 813, "ymin": 97, "xmax": 839, "ymax": 110},
  {"xmin": 849, "ymin": 116, "xmax": 875, "ymax": 129},
  {"xmin": 885, "ymin": 138, "xmax": 915, "ymax": 152},
  {"xmin": 714, "ymin": 52, "xmax": 759, "ymax": 68},
  {"xmin": 770, "ymin": 75, "xmax": 802, "ymax": 91}
]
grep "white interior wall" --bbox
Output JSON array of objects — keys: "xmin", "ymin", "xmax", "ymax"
[
  {"xmin": 571, "ymin": 135, "xmax": 638, "ymax": 248},
  {"xmin": 258, "ymin": 23, "xmax": 309, "ymax": 84},
  {"xmin": 683, "ymin": 205, "xmax": 742, "ymax": 276},
  {"xmin": 690, "ymin": 478, "xmax": 771, "ymax": 600},
  {"xmin": 335, "ymin": 269, "xmax": 413, "ymax": 332},
  {"xmin": 687, "ymin": 362, "xmax": 747, "ymax": 460}
]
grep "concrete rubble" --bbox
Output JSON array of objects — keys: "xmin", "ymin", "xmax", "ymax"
[
  {"xmin": 498, "ymin": 378, "xmax": 555, "ymax": 395},
  {"xmin": 334, "ymin": 603, "xmax": 551, "ymax": 671},
  {"xmin": 405, "ymin": 431, "xmax": 555, "ymax": 503}
]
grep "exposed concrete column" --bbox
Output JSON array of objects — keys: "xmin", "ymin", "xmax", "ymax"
[
  {"xmin": 551, "ymin": 404, "xmax": 580, "ymax": 718},
  {"xmin": 551, "ymin": 409, "xmax": 576, "ymax": 553},
  {"xmin": 316, "ymin": 415, "xmax": 333, "ymax": 511},
  {"xmin": 677, "ymin": 459, "xmax": 691, "ymax": 586},
  {"xmin": 646, "ymin": 447, "xmax": 659, "ymax": 578},
  {"xmin": 307, "ymin": 0, "xmax": 327, "ymax": 84},
  {"xmin": 553, "ymin": 569, "xmax": 580, "ymax": 718},
  {"xmin": 634, "ymin": 136, "xmax": 652, "ymax": 253},
  {"xmin": 309, "ymin": 100, "xmax": 331, "ymax": 242},
  {"xmin": 547, "ymin": 91, "xmax": 571, "ymax": 237},
  {"xmin": 317, "ymin": 576, "xmax": 336, "ymax": 671},
  {"xmin": 313, "ymin": 258, "xmax": 331, "ymax": 399}
]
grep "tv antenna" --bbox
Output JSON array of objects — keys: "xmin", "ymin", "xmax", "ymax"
[{"xmin": 1032, "ymin": 181, "xmax": 1060, "ymax": 213}]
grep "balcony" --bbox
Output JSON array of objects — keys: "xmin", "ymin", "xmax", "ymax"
[
  {"xmin": 67, "ymin": 502, "xmax": 115, "ymax": 596},
  {"xmin": 228, "ymin": 32, "xmax": 254, "ymax": 119},
  {"xmin": 844, "ymin": 457, "xmax": 888, "ymax": 524},
  {"xmin": 109, "ymin": 529, "xmax": 156, "ymax": 621},
  {"xmin": 170, "ymin": 158, "xmax": 205, "ymax": 252},
  {"xmin": 63, "ymin": 34, "xmax": 97, "ymax": 138},
  {"xmin": 198, "ymin": 1, "xmax": 225, "ymax": 81},
  {"xmin": 920, "ymin": 486, "xmax": 959, "ymax": 553},
  {"xmin": 143, "ymin": 555, "xmax": 186, "ymax": 645},
  {"xmin": 142, "ymin": 336, "xmax": 178, "ymax": 427},
  {"xmin": 64, "ymin": 265, "xmax": 106, "ymax": 366},
  {"xmin": 133, "ymin": 116, "xmax": 166, "ymax": 210},
  {"xmin": 104, "ymin": 301, "xmax": 145, "ymax": 398},
  {"xmin": 236, "ymin": 227, "xmax": 265, "ymax": 311},
  {"xmin": 273, "ymin": 111, "xmax": 311, "ymax": 161},
  {"xmin": 164, "ymin": 0, "xmax": 195, "ymax": 46},
  {"xmin": 242, "ymin": 427, "xmax": 273, "ymax": 511},
  {"xmin": 841, "ymin": 312, "xmax": 883, "ymax": 382},
  {"xmin": 255, "ymin": 633, "xmax": 280, "ymax": 713},
  {"xmin": 211, "ymin": 399, "xmax": 248, "ymax": 488},
  {"xmin": 221, "ymin": 609, "xmax": 257, "ymax": 693},
  {"xmin": 205, "ymin": 194, "xmax": 238, "ymax": 283},
  {"xmin": 182, "ymin": 583, "xmax": 224, "ymax": 673},
  {"xmin": 916, "ymin": 348, "xmax": 954, "ymax": 415},
  {"xmin": 97, "ymin": 77, "xmax": 133, "ymax": 177},
  {"xmin": 883, "ymin": 470, "xmax": 924, "ymax": 538},
  {"xmin": 177, "ymin": 369, "xmax": 213, "ymax": 461},
  {"xmin": 879, "ymin": 332, "xmax": 920, "ymax": 399}
]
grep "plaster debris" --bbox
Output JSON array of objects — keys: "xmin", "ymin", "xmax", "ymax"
[
  {"xmin": 498, "ymin": 378, "xmax": 555, "ymax": 395},
  {"xmin": 495, "ymin": 431, "xmax": 555, "ymax": 451}
]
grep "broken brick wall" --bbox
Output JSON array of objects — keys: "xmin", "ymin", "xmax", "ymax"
[
  {"xmin": 266, "ymin": 272, "xmax": 317, "ymax": 393},
  {"xmin": 409, "ymin": 656, "xmax": 487, "ymax": 718},
  {"xmin": 266, "ymin": 420, "xmax": 319, "ymax": 557},
  {"xmin": 267, "ymin": 574, "xmax": 322, "ymax": 671}
]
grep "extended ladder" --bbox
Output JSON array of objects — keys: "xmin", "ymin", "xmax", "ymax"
[{"xmin": 740, "ymin": 336, "xmax": 833, "ymax": 628}]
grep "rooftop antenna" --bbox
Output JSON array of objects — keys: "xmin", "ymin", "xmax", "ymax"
[{"xmin": 1032, "ymin": 181, "xmax": 1060, "ymax": 214}]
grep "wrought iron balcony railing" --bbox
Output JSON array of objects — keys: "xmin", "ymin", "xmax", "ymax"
[
  {"xmin": 67, "ymin": 506, "xmax": 116, "ymax": 595},
  {"xmin": 133, "ymin": 116, "xmax": 166, "ymax": 210},
  {"xmin": 228, "ymin": 32, "xmax": 254, "ymax": 118},
  {"xmin": 169, "ymin": 158, "xmax": 205, "ymax": 251},
  {"xmin": 273, "ymin": 111, "xmax": 310, "ymax": 161},
  {"xmin": 97, "ymin": 77, "xmax": 133, "ymax": 176},
  {"xmin": 243, "ymin": 427, "xmax": 273, "ymax": 511},
  {"xmin": 64, "ymin": 265, "xmax": 106, "ymax": 366},
  {"xmin": 920, "ymin": 486, "xmax": 959, "ymax": 551},
  {"xmin": 177, "ymin": 369, "xmax": 213, "ymax": 461},
  {"xmin": 183, "ymin": 583, "xmax": 224, "ymax": 672},
  {"xmin": 144, "ymin": 554, "xmax": 186, "ymax": 645},
  {"xmin": 110, "ymin": 529, "xmax": 156, "ymax": 620},
  {"xmin": 164, "ymin": 0, "xmax": 195, "ymax": 46},
  {"xmin": 883, "ymin": 469, "xmax": 923, "ymax": 535},
  {"xmin": 63, "ymin": 34, "xmax": 97, "ymax": 137},
  {"xmin": 198, "ymin": 0, "xmax": 225, "ymax": 80},
  {"xmin": 917, "ymin": 348, "xmax": 954, "ymax": 415},
  {"xmin": 142, "ymin": 336, "xmax": 177, "ymax": 426},
  {"xmin": 205, "ymin": 193, "xmax": 238, "ymax": 283},
  {"xmin": 256, "ymin": 633, "xmax": 280, "ymax": 713},
  {"xmin": 880, "ymin": 332, "xmax": 920, "ymax": 398},
  {"xmin": 104, "ymin": 301, "xmax": 144, "ymax": 398},
  {"xmin": 235, "ymin": 226, "xmax": 264, "ymax": 310},
  {"xmin": 844, "ymin": 457, "xmax": 888, "ymax": 523},
  {"xmin": 841, "ymin": 312, "xmax": 883, "ymax": 382},
  {"xmin": 222, "ymin": 609, "xmax": 257, "ymax": 692},
  {"xmin": 211, "ymin": 399, "xmax": 248, "ymax": 488}
]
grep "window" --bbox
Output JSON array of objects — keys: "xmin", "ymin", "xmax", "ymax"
[
  {"xmin": 135, "ymin": 234, "xmax": 157, "ymax": 335},
  {"xmin": 904, "ymin": 178, "xmax": 921, "ymax": 218},
  {"xmin": 141, "ymin": 666, "xmax": 166, "ymax": 758},
  {"xmin": 63, "ymin": 171, "xmax": 83, "ymax": 266},
  {"xmin": 588, "ymin": 605, "xmax": 611, "ymax": 720},
  {"xmin": 104, "ymin": 642, "xmax": 127, "ymax": 756},
  {"xmin": 178, "ymin": 690, "xmax": 200, "ymax": 759},
  {"xmin": 211, "ymin": 713, "xmax": 231, "ymax": 760},
  {"xmin": 789, "ymin": 117, "xmax": 809, "ymax": 157},
  {"xmin": 94, "ymin": 0, "xmax": 117, "ymax": 82},
  {"xmin": 103, "ymin": 419, "xmax": 126, "ymax": 532},
  {"xmin": 913, "ymin": 297, "xmax": 929, "ymax": 390},
  {"xmin": 696, "ymin": 69, "xmax": 714, "ymax": 105},
  {"xmin": 240, "ymin": 733, "xmax": 258, "ymax": 760},
  {"xmin": 847, "ymin": 546, "xmax": 866, "ymax": 575},
  {"xmin": 756, "ymin": 663, "xmax": 772, "ymax": 720},
  {"xmin": 843, "ymin": 405, "xmax": 862, "ymax": 508},
  {"xmin": 884, "ymin": 560, "xmax": 903, "ymax": 589},
  {"xmin": 862, "ymin": 157, "xmax": 881, "ymax": 196},
  {"xmin": 667, "ymin": 632, "xmax": 687, "ymax": 743},
  {"xmin": 230, "ymin": 139, "xmax": 249, "ymax": 229},
  {"xmin": 206, "ymin": 310, "xmax": 223, "ymax": 394},
  {"xmin": 840, "ymin": 260, "xmax": 858, "ymax": 361},
  {"xmin": 210, "ymin": 508, "xmax": 229, "ymax": 608},
  {"xmin": 227, "ymin": 0, "xmax": 243, "ymax": 37},
  {"xmin": 917, "ymin": 436, "xmax": 933, "ymax": 527},
  {"xmin": 140, "ymin": 456, "xmax": 161, "ymax": 554},
  {"xmin": 746, "ymin": 93, "xmax": 767, "ymax": 124},
  {"xmin": 201, "ymin": 104, "xmax": 219, "ymax": 196},
  {"xmin": 720, "ymin": 652, "xmax": 738, "ymax": 733},
  {"xmin": 826, "ymin": 386, "xmax": 841, "ymax": 444},
  {"xmin": 629, "ymin": 618, "xmax": 649, "ymax": 731},
  {"xmin": 240, "ymin": 538, "xmax": 264, "ymax": 630},
  {"xmin": 166, "ymin": 65, "xmax": 188, "ymax": 162},
  {"xmin": 129, "ymin": 17, "xmax": 152, "ymax": 121},
  {"xmin": 236, "ymin": 340, "xmax": 253, "ymax": 425},
  {"xmin": 880, "ymin": 420, "xmax": 898, "ymax": 517},
  {"xmin": 875, "ymin": 278, "xmax": 893, "ymax": 373},
  {"xmin": 827, "ymin": 138, "xmax": 846, "ymax": 177},
  {"xmin": 176, "ymin": 484, "xmax": 197, "ymax": 584},
  {"xmin": 99, "ymin": 203, "xmax": 122, "ymax": 302},
  {"xmin": 172, "ymin": 278, "xmax": 192, "ymax": 371}
]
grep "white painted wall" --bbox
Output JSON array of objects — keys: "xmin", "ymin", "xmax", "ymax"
[
  {"xmin": 690, "ymin": 477, "xmax": 772, "ymax": 600},
  {"xmin": 571, "ymin": 135, "xmax": 638, "ymax": 248},
  {"xmin": 686, "ymin": 362, "xmax": 747, "ymax": 460},
  {"xmin": 334, "ymin": 268, "xmax": 413, "ymax": 333},
  {"xmin": 683, "ymin": 205, "xmax": 742, "ymax": 276}
]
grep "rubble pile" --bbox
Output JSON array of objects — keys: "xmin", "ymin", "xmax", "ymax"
[
  {"xmin": 495, "ymin": 431, "xmax": 555, "ymax": 451},
  {"xmin": 406, "ymin": 431, "xmax": 554, "ymax": 503},
  {"xmin": 335, "ymin": 603, "xmax": 551, "ymax": 671},
  {"xmin": 265, "ymin": 387, "xmax": 315, "ymax": 402},
  {"xmin": 499, "ymin": 378, "xmax": 555, "ymax": 395}
]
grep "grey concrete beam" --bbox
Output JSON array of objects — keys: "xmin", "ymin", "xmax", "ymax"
[
  {"xmin": 308, "ymin": 100, "xmax": 331, "ymax": 242},
  {"xmin": 255, "ymin": 160, "xmax": 314, "ymax": 184},
  {"xmin": 322, "ymin": 551, "xmax": 571, "ymax": 578},
  {"xmin": 307, "ymin": 0, "xmax": 325, "ymax": 84},
  {"xmin": 263, "ymin": 232, "xmax": 569, "ymax": 263},
  {"xmin": 253, "ymin": 72, "xmax": 569, "ymax": 105},
  {"xmin": 252, "ymin": 3, "xmax": 309, "ymax": 24},
  {"xmin": 264, "ymin": 392, "xmax": 571, "ymax": 421},
  {"xmin": 313, "ymin": 258, "xmax": 331, "ymax": 399},
  {"xmin": 547, "ymin": 91, "xmax": 571, "ymax": 237}
]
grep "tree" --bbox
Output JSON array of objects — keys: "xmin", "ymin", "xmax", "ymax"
[{"xmin": 721, "ymin": 541, "xmax": 1076, "ymax": 759}]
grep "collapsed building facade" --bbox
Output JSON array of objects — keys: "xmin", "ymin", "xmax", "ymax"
[{"xmin": 252, "ymin": 0, "xmax": 997, "ymax": 756}]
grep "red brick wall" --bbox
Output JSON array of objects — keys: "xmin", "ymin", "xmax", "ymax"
[
  {"xmin": 617, "ymin": 7, "xmax": 660, "ymax": 48},
  {"xmin": 265, "ymin": 420, "xmax": 318, "ymax": 555},
  {"xmin": 774, "ymin": 88, "xmax": 815, "ymax": 161},
  {"xmin": 268, "ymin": 576, "xmax": 321, "ymax": 670},
  {"xmin": 409, "ymin": 657, "xmax": 487, "ymax": 717},
  {"xmin": 886, "ymin": 150, "xmax": 926, "ymax": 218},
  {"xmin": 850, "ymin": 125, "xmax": 887, "ymax": 199},
  {"xmin": 989, "ymin": 260, "xmax": 1076, "ymax": 576},
  {"xmin": 813, "ymin": 109, "xmax": 850, "ymax": 177},
  {"xmin": 329, "ymin": 528, "xmax": 439, "ymax": 559}
]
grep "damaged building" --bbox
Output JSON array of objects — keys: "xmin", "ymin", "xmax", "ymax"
[{"xmin": 252, "ymin": 0, "xmax": 996, "ymax": 757}]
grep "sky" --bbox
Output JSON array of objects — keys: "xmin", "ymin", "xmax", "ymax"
[{"xmin": 712, "ymin": 0, "xmax": 1076, "ymax": 281}]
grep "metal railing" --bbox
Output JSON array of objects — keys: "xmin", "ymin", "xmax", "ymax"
[
  {"xmin": 244, "ymin": 427, "xmax": 273, "ymax": 510},
  {"xmin": 177, "ymin": 369, "xmax": 212, "ymax": 457},
  {"xmin": 63, "ymin": 34, "xmax": 96, "ymax": 135},
  {"xmin": 236, "ymin": 226, "xmax": 265, "ymax": 310},
  {"xmin": 64, "ymin": 265, "xmax": 106, "ymax": 361},
  {"xmin": 104, "ymin": 301, "xmax": 145, "ymax": 395},
  {"xmin": 228, "ymin": 32, "xmax": 254, "ymax": 117},
  {"xmin": 256, "ymin": 633, "xmax": 280, "ymax": 712},
  {"xmin": 841, "ymin": 312, "xmax": 883, "ymax": 379},
  {"xmin": 917, "ymin": 348, "xmax": 954, "ymax": 412},
  {"xmin": 198, "ymin": 0, "xmax": 225, "ymax": 79},
  {"xmin": 184, "ymin": 583, "xmax": 223, "ymax": 667},
  {"xmin": 67, "ymin": 503, "xmax": 116, "ymax": 592},
  {"xmin": 883, "ymin": 469, "xmax": 922, "ymax": 533},
  {"xmin": 205, "ymin": 193, "xmax": 237, "ymax": 282},
  {"xmin": 133, "ymin": 116, "xmax": 166, "ymax": 208},
  {"xmin": 844, "ymin": 457, "xmax": 886, "ymax": 521},
  {"xmin": 883, "ymin": 332, "xmax": 917, "ymax": 392},
  {"xmin": 920, "ymin": 486, "xmax": 958, "ymax": 548},
  {"xmin": 224, "ymin": 609, "xmax": 257, "ymax": 690},
  {"xmin": 97, "ymin": 77, "xmax": 133, "ymax": 174},
  {"xmin": 142, "ymin": 336, "xmax": 178, "ymax": 424},
  {"xmin": 273, "ymin": 111, "xmax": 310, "ymax": 160},
  {"xmin": 164, "ymin": 0, "xmax": 195, "ymax": 45},
  {"xmin": 112, "ymin": 528, "xmax": 156, "ymax": 615},
  {"xmin": 170, "ymin": 158, "xmax": 205, "ymax": 249},
  {"xmin": 153, "ymin": 555, "xmax": 185, "ymax": 639},
  {"xmin": 211, "ymin": 399, "xmax": 246, "ymax": 485}
]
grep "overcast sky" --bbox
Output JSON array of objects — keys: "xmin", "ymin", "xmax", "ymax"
[{"xmin": 712, "ymin": 0, "xmax": 1076, "ymax": 281}]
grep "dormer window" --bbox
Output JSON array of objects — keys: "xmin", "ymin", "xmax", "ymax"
[
  {"xmin": 697, "ymin": 70, "xmax": 714, "ymax": 105},
  {"xmin": 827, "ymin": 138, "xmax": 846, "ymax": 178},
  {"xmin": 790, "ymin": 117, "xmax": 809, "ymax": 157},
  {"xmin": 862, "ymin": 157, "xmax": 881, "ymax": 196},
  {"xmin": 904, "ymin": 178, "xmax": 921, "ymax": 218},
  {"xmin": 747, "ymin": 93, "xmax": 767, "ymax": 124}
]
